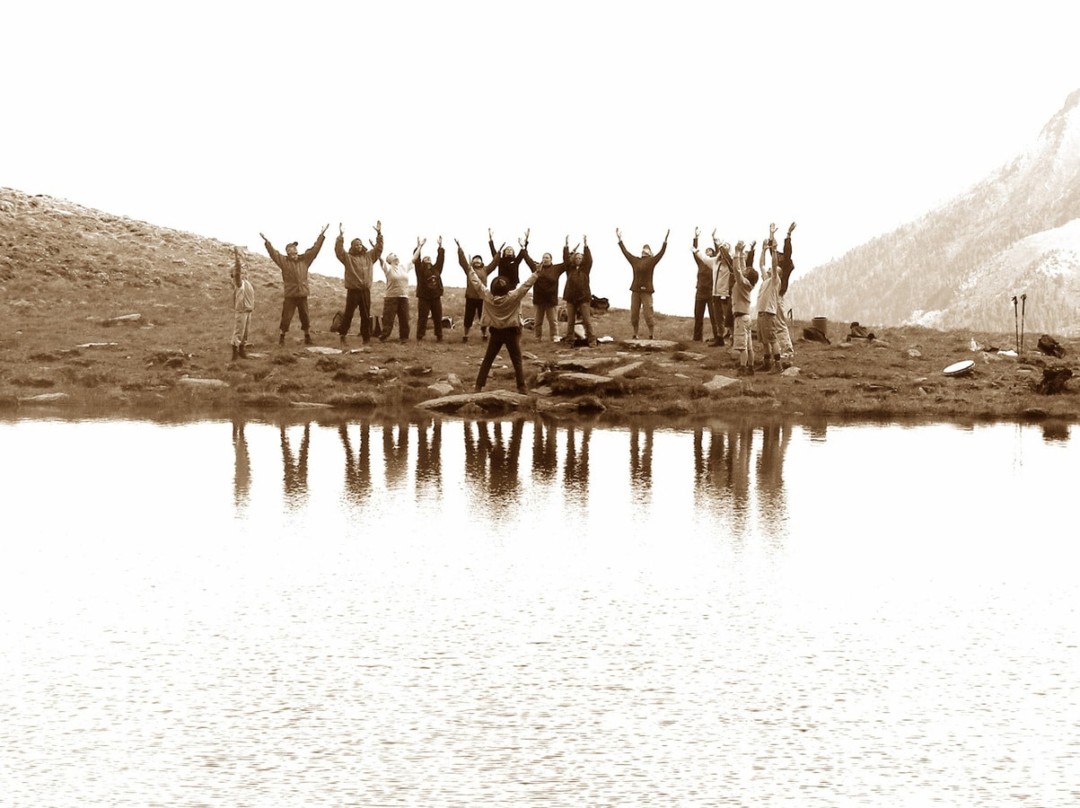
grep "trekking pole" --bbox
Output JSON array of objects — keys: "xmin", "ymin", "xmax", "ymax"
[
  {"xmin": 1011, "ymin": 295, "xmax": 1019, "ymax": 353},
  {"xmin": 1020, "ymin": 293, "xmax": 1027, "ymax": 354}
]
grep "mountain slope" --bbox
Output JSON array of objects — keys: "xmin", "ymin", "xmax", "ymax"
[{"xmin": 793, "ymin": 89, "xmax": 1080, "ymax": 336}]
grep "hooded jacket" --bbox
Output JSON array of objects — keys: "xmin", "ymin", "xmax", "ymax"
[
  {"xmin": 413, "ymin": 246, "xmax": 445, "ymax": 300},
  {"xmin": 335, "ymin": 232, "xmax": 384, "ymax": 290}
]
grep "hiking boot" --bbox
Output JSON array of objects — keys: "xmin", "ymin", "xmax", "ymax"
[
  {"xmin": 304, "ymin": 332, "xmax": 314, "ymax": 345},
  {"xmin": 231, "ymin": 345, "xmax": 239, "ymax": 361},
  {"xmin": 238, "ymin": 343, "xmax": 248, "ymax": 359},
  {"xmin": 462, "ymin": 335, "xmax": 469, "ymax": 343},
  {"xmin": 278, "ymin": 333, "xmax": 286, "ymax": 346},
  {"xmin": 339, "ymin": 334, "xmax": 347, "ymax": 346}
]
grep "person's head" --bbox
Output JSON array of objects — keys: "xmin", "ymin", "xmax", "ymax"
[
  {"xmin": 471, "ymin": 255, "xmax": 484, "ymax": 269},
  {"xmin": 422, "ymin": 256, "xmax": 433, "ymax": 268},
  {"xmin": 285, "ymin": 241, "xmax": 299, "ymax": 258},
  {"xmin": 490, "ymin": 276, "xmax": 510, "ymax": 296},
  {"xmin": 502, "ymin": 245, "xmax": 515, "ymax": 258},
  {"xmin": 572, "ymin": 251, "xmax": 584, "ymax": 266},
  {"xmin": 541, "ymin": 252, "xmax": 552, "ymax": 266},
  {"xmin": 705, "ymin": 247, "xmax": 716, "ymax": 258},
  {"xmin": 641, "ymin": 244, "xmax": 652, "ymax": 257},
  {"xmin": 387, "ymin": 253, "xmax": 399, "ymax": 265},
  {"xmin": 349, "ymin": 238, "xmax": 365, "ymax": 255},
  {"xmin": 745, "ymin": 267, "xmax": 759, "ymax": 287}
]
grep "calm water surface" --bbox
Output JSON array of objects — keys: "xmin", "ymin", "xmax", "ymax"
[{"xmin": 1, "ymin": 416, "xmax": 1077, "ymax": 807}]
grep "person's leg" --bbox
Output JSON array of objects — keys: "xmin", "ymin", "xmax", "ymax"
[
  {"xmin": 643, "ymin": 293, "xmax": 655, "ymax": 339},
  {"xmin": 340, "ymin": 289, "xmax": 359, "ymax": 339},
  {"xmin": 564, "ymin": 302, "xmax": 579, "ymax": 342},
  {"xmin": 432, "ymin": 297, "xmax": 444, "ymax": 341},
  {"xmin": 475, "ymin": 328, "xmax": 505, "ymax": 391},
  {"xmin": 545, "ymin": 305, "xmax": 557, "ymax": 340},
  {"xmin": 380, "ymin": 297, "xmax": 395, "ymax": 342},
  {"xmin": 776, "ymin": 296, "xmax": 794, "ymax": 357},
  {"xmin": 463, "ymin": 297, "xmax": 477, "ymax": 340},
  {"xmin": 416, "ymin": 298, "xmax": 430, "ymax": 340},
  {"xmin": 279, "ymin": 297, "xmax": 296, "ymax": 339},
  {"xmin": 579, "ymin": 303, "xmax": 595, "ymax": 345},
  {"xmin": 297, "ymin": 297, "xmax": 312, "ymax": 343},
  {"xmin": 505, "ymin": 328, "xmax": 527, "ymax": 392},
  {"xmin": 398, "ymin": 298, "xmax": 410, "ymax": 341},
  {"xmin": 630, "ymin": 291, "xmax": 641, "ymax": 338},
  {"xmin": 534, "ymin": 305, "xmax": 545, "ymax": 339},
  {"xmin": 358, "ymin": 287, "xmax": 372, "ymax": 342},
  {"xmin": 707, "ymin": 297, "xmax": 723, "ymax": 345},
  {"xmin": 693, "ymin": 297, "xmax": 705, "ymax": 341}
]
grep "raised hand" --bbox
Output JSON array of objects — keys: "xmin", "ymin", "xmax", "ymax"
[
  {"xmin": 664, "ymin": 228, "xmax": 670, "ymax": 242},
  {"xmin": 320, "ymin": 223, "xmax": 330, "ymax": 236},
  {"xmin": 788, "ymin": 221, "xmax": 796, "ymax": 234},
  {"xmin": 374, "ymin": 220, "xmax": 382, "ymax": 233},
  {"xmin": 259, "ymin": 232, "xmax": 268, "ymax": 242},
  {"xmin": 437, "ymin": 236, "xmax": 442, "ymax": 248},
  {"xmin": 694, "ymin": 226, "xmax": 701, "ymax": 238},
  {"xmin": 339, "ymin": 222, "xmax": 344, "ymax": 235},
  {"xmin": 615, "ymin": 227, "xmax": 622, "ymax": 241}
]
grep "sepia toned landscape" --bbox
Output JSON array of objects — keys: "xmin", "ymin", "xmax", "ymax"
[{"xmin": 2, "ymin": 186, "xmax": 1077, "ymax": 424}]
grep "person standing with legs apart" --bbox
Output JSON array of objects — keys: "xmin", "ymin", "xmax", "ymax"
[
  {"xmin": 457, "ymin": 243, "xmax": 496, "ymax": 343},
  {"xmin": 261, "ymin": 224, "xmax": 328, "ymax": 346},
  {"xmin": 562, "ymin": 235, "xmax": 595, "ymax": 347},
  {"xmin": 378, "ymin": 253, "xmax": 411, "ymax": 342},
  {"xmin": 466, "ymin": 260, "xmax": 540, "ymax": 394},
  {"xmin": 756, "ymin": 227, "xmax": 782, "ymax": 372},
  {"xmin": 731, "ymin": 241, "xmax": 759, "ymax": 376},
  {"xmin": 230, "ymin": 246, "xmax": 254, "ymax": 361},
  {"xmin": 617, "ymin": 227, "xmax": 669, "ymax": 340},
  {"xmin": 692, "ymin": 227, "xmax": 722, "ymax": 344},
  {"xmin": 522, "ymin": 243, "xmax": 567, "ymax": 342},
  {"xmin": 334, "ymin": 220, "xmax": 383, "ymax": 346},
  {"xmin": 412, "ymin": 236, "xmax": 446, "ymax": 342}
]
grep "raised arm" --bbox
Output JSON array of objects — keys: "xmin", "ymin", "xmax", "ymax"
[
  {"xmin": 335, "ymin": 223, "xmax": 347, "ymax": 262},
  {"xmin": 654, "ymin": 230, "xmax": 670, "ymax": 261},
  {"xmin": 232, "ymin": 247, "xmax": 242, "ymax": 287},
  {"xmin": 370, "ymin": 221, "xmax": 384, "ymax": 262}
]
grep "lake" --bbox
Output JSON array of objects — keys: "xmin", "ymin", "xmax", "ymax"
[{"xmin": 1, "ymin": 416, "xmax": 1077, "ymax": 806}]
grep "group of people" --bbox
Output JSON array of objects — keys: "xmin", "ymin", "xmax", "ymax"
[{"xmin": 229, "ymin": 221, "xmax": 798, "ymax": 391}]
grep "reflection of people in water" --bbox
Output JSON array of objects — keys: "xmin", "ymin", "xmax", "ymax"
[
  {"xmin": 487, "ymin": 419, "xmax": 523, "ymax": 500},
  {"xmin": 463, "ymin": 420, "xmax": 491, "ymax": 491},
  {"xmin": 531, "ymin": 418, "xmax": 559, "ymax": 481},
  {"xmin": 280, "ymin": 423, "xmax": 310, "ymax": 505},
  {"xmin": 415, "ymin": 417, "xmax": 442, "ymax": 493},
  {"xmin": 755, "ymin": 423, "xmax": 791, "ymax": 527},
  {"xmin": 339, "ymin": 422, "xmax": 372, "ymax": 505},
  {"xmin": 231, "ymin": 418, "xmax": 250, "ymax": 508},
  {"xmin": 381, "ymin": 418, "xmax": 411, "ymax": 489},
  {"xmin": 629, "ymin": 425, "xmax": 653, "ymax": 494},
  {"xmin": 563, "ymin": 424, "xmax": 591, "ymax": 494}
]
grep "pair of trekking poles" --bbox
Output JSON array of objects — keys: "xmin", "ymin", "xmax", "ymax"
[{"xmin": 1011, "ymin": 293, "xmax": 1026, "ymax": 353}]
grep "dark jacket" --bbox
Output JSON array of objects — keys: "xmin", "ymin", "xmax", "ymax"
[
  {"xmin": 413, "ymin": 246, "xmax": 445, "ymax": 299},
  {"xmin": 457, "ymin": 248, "xmax": 498, "ymax": 300},
  {"xmin": 778, "ymin": 235, "xmax": 795, "ymax": 297},
  {"xmin": 618, "ymin": 239, "xmax": 667, "ymax": 294},
  {"xmin": 335, "ymin": 232, "xmax": 383, "ymax": 290},
  {"xmin": 265, "ymin": 234, "xmax": 325, "ymax": 298},
  {"xmin": 489, "ymin": 238, "xmax": 527, "ymax": 288},
  {"xmin": 523, "ymin": 250, "xmax": 566, "ymax": 307},
  {"xmin": 562, "ymin": 245, "xmax": 593, "ymax": 304}
]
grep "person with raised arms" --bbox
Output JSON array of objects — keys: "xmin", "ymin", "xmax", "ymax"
[
  {"xmin": 260, "ymin": 224, "xmax": 328, "ymax": 346},
  {"xmin": 616, "ymin": 227, "xmax": 669, "ymax": 340}
]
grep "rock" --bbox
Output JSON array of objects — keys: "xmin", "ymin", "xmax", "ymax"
[
  {"xmin": 608, "ymin": 361, "xmax": 645, "ymax": 378},
  {"xmin": 177, "ymin": 377, "xmax": 229, "ymax": 388},
  {"xmin": 547, "ymin": 372, "xmax": 616, "ymax": 394},
  {"xmin": 416, "ymin": 390, "xmax": 531, "ymax": 413},
  {"xmin": 672, "ymin": 351, "xmax": 706, "ymax": 361},
  {"xmin": 1021, "ymin": 408, "xmax": 1049, "ymax": 420},
  {"xmin": 1035, "ymin": 367, "xmax": 1073, "ymax": 394},
  {"xmin": 76, "ymin": 342, "xmax": 119, "ymax": 349},
  {"xmin": 703, "ymin": 374, "xmax": 740, "ymax": 393},
  {"xmin": 306, "ymin": 346, "xmax": 343, "ymax": 355},
  {"xmin": 427, "ymin": 382, "xmax": 454, "ymax": 397},
  {"xmin": 621, "ymin": 339, "xmax": 682, "ymax": 351},
  {"xmin": 290, "ymin": 401, "xmax": 333, "ymax": 409},
  {"xmin": 18, "ymin": 392, "xmax": 69, "ymax": 403},
  {"xmin": 551, "ymin": 356, "xmax": 623, "ymax": 373},
  {"xmin": 781, "ymin": 367, "xmax": 801, "ymax": 377},
  {"xmin": 907, "ymin": 349, "xmax": 922, "ymax": 358},
  {"xmin": 102, "ymin": 313, "xmax": 142, "ymax": 326},
  {"xmin": 405, "ymin": 365, "xmax": 432, "ymax": 377},
  {"xmin": 447, "ymin": 373, "xmax": 462, "ymax": 387}
]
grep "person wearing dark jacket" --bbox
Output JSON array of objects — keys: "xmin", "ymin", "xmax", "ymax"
[
  {"xmin": 488, "ymin": 227, "xmax": 528, "ymax": 289},
  {"xmin": 413, "ymin": 236, "xmax": 446, "ymax": 342},
  {"xmin": 260, "ymin": 224, "xmax": 328, "ymax": 345},
  {"xmin": 456, "ymin": 244, "xmax": 497, "ymax": 342},
  {"xmin": 334, "ymin": 220, "xmax": 383, "ymax": 345},
  {"xmin": 777, "ymin": 221, "xmax": 796, "ymax": 360},
  {"xmin": 562, "ymin": 235, "xmax": 595, "ymax": 347},
  {"xmin": 616, "ymin": 228, "xmax": 669, "ymax": 339},
  {"xmin": 522, "ymin": 245, "xmax": 567, "ymax": 342},
  {"xmin": 691, "ymin": 227, "xmax": 722, "ymax": 343}
]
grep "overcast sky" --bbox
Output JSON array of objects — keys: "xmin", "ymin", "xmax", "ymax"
[{"xmin": 4, "ymin": 1, "xmax": 1078, "ymax": 314}]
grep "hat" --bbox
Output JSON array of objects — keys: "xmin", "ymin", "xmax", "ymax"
[{"xmin": 286, "ymin": 241, "xmax": 299, "ymax": 250}]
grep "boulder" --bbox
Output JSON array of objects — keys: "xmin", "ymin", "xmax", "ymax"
[
  {"xmin": 306, "ymin": 346, "xmax": 343, "ymax": 355},
  {"xmin": 621, "ymin": 339, "xmax": 682, "ymax": 351},
  {"xmin": 17, "ymin": 392, "xmax": 70, "ymax": 403},
  {"xmin": 547, "ymin": 372, "xmax": 616, "ymax": 394},
  {"xmin": 552, "ymin": 356, "xmax": 623, "ymax": 373},
  {"xmin": 608, "ymin": 361, "xmax": 645, "ymax": 378},
  {"xmin": 177, "ymin": 377, "xmax": 229, "ymax": 389},
  {"xmin": 102, "ymin": 313, "xmax": 142, "ymax": 326},
  {"xmin": 416, "ymin": 390, "xmax": 531, "ymax": 413},
  {"xmin": 703, "ymin": 374, "xmax": 740, "ymax": 393},
  {"xmin": 427, "ymin": 382, "xmax": 455, "ymax": 397},
  {"xmin": 1035, "ymin": 367, "xmax": 1073, "ymax": 395}
]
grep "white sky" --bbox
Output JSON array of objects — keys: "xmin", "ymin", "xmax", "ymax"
[{"xmin": 4, "ymin": 0, "xmax": 1078, "ymax": 315}]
